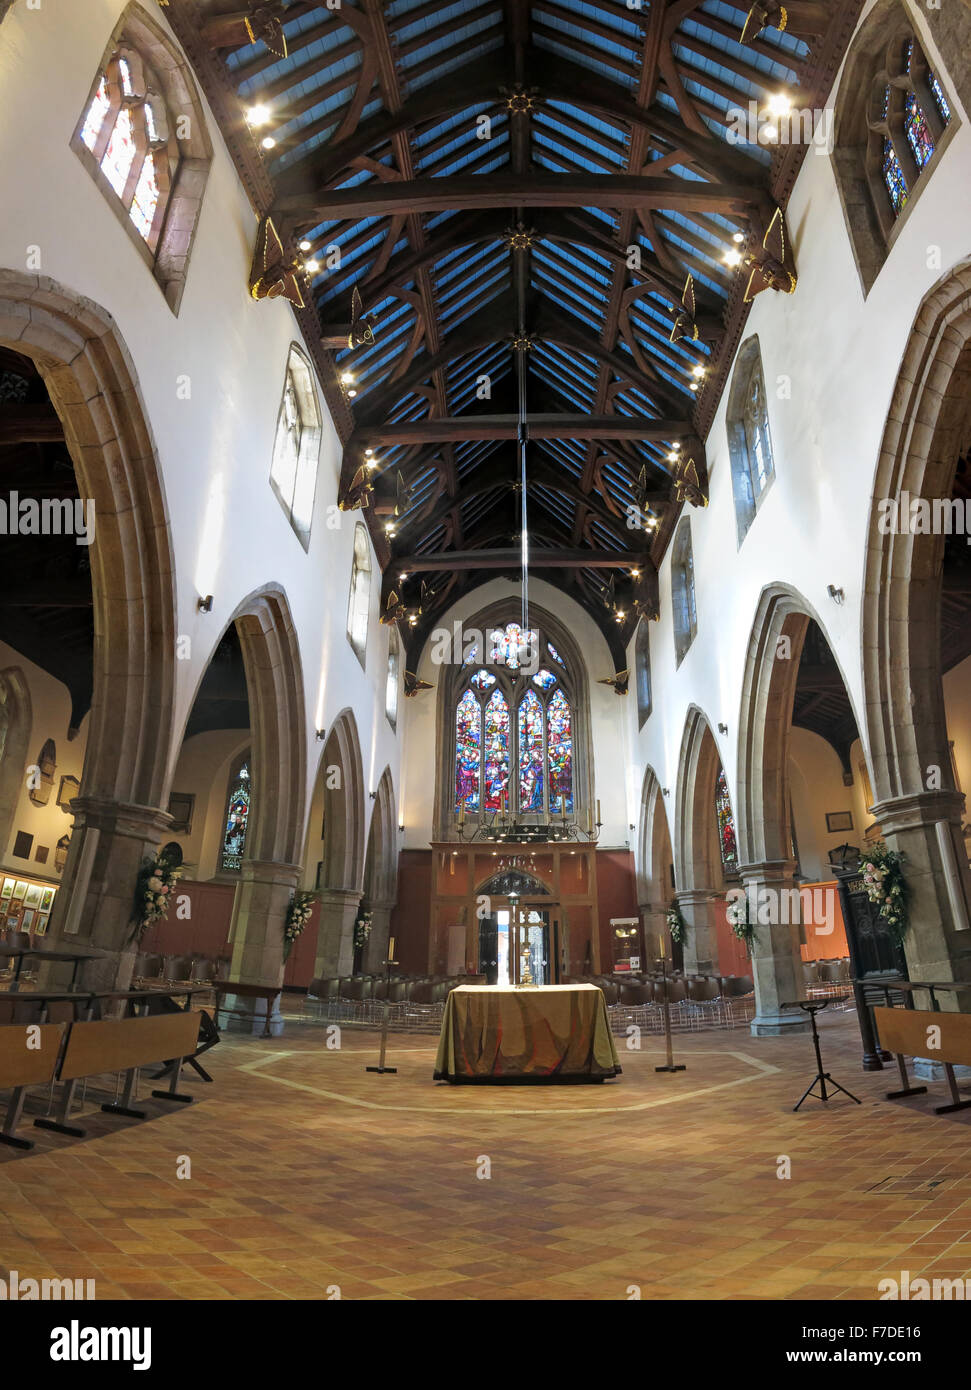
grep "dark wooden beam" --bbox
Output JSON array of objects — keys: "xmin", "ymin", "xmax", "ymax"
[
  {"xmin": 274, "ymin": 173, "xmax": 766, "ymax": 222},
  {"xmin": 389, "ymin": 547, "xmax": 647, "ymax": 574},
  {"xmin": 352, "ymin": 414, "xmax": 696, "ymax": 446}
]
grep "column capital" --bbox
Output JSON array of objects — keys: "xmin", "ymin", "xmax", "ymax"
[
  {"xmin": 71, "ymin": 796, "xmax": 172, "ymax": 838},
  {"xmin": 238, "ymin": 859, "xmax": 303, "ymax": 883},
  {"xmin": 317, "ymin": 887, "xmax": 364, "ymax": 909},
  {"xmin": 870, "ymin": 788, "xmax": 966, "ymax": 834},
  {"xmin": 674, "ymin": 887, "xmax": 714, "ymax": 908},
  {"xmin": 737, "ymin": 859, "xmax": 799, "ymax": 886}
]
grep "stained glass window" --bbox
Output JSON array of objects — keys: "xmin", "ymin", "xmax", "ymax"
[
  {"xmin": 129, "ymin": 150, "xmax": 160, "ymax": 240},
  {"xmin": 547, "ymin": 643, "xmax": 563, "ymax": 665},
  {"xmin": 80, "ymin": 76, "xmax": 111, "ymax": 150},
  {"xmin": 455, "ymin": 691, "xmax": 481, "ymax": 812},
  {"xmin": 882, "ymin": 138, "xmax": 908, "ymax": 213},
  {"xmin": 903, "ymin": 89, "xmax": 935, "ymax": 168},
  {"xmin": 462, "ymin": 643, "xmax": 479, "ymax": 666},
  {"xmin": 470, "ymin": 669, "xmax": 496, "ymax": 692},
  {"xmin": 78, "ymin": 51, "xmax": 177, "ymax": 249},
  {"xmin": 271, "ymin": 347, "xmax": 321, "ymax": 542},
  {"xmin": 715, "ymin": 768, "xmax": 738, "ymax": 876},
  {"xmin": 221, "ymin": 761, "xmax": 251, "ymax": 873},
  {"xmin": 491, "ymin": 622, "xmax": 536, "ymax": 669},
  {"xmin": 482, "ymin": 690, "xmax": 509, "ymax": 812},
  {"xmin": 928, "ymin": 72, "xmax": 951, "ymax": 123},
  {"xmin": 518, "ymin": 690, "xmax": 544, "ymax": 812},
  {"xmin": 547, "ymin": 689, "xmax": 573, "ymax": 813},
  {"xmin": 101, "ymin": 106, "xmax": 136, "ymax": 197},
  {"xmin": 532, "ymin": 669, "xmax": 556, "ymax": 690}
]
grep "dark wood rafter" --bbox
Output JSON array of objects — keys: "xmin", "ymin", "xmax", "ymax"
[{"xmin": 167, "ymin": 0, "xmax": 857, "ymax": 662}]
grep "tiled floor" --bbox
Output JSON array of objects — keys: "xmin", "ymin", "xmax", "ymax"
[{"xmin": 1, "ymin": 1010, "xmax": 969, "ymax": 1300}]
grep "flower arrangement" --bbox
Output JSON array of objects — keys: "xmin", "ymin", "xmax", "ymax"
[
  {"xmin": 725, "ymin": 889, "xmax": 757, "ymax": 949},
  {"xmin": 666, "ymin": 899, "xmax": 686, "ymax": 945},
  {"xmin": 129, "ymin": 851, "xmax": 182, "ymax": 943},
  {"xmin": 860, "ymin": 841, "xmax": 908, "ymax": 945},
  {"xmin": 354, "ymin": 910, "xmax": 373, "ymax": 950},
  {"xmin": 284, "ymin": 891, "xmax": 317, "ymax": 960}
]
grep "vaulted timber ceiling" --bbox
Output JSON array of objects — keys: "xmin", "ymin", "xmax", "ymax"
[{"xmin": 167, "ymin": 0, "xmax": 862, "ymax": 671}]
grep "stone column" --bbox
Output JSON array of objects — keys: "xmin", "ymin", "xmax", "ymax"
[
  {"xmin": 675, "ymin": 888, "xmax": 719, "ymax": 974},
  {"xmin": 227, "ymin": 859, "xmax": 302, "ymax": 1036},
  {"xmin": 871, "ymin": 790, "xmax": 971, "ymax": 1005},
  {"xmin": 314, "ymin": 888, "xmax": 361, "ymax": 978},
  {"xmin": 42, "ymin": 796, "xmax": 173, "ymax": 993},
  {"xmin": 640, "ymin": 900, "xmax": 668, "ymax": 962},
  {"xmin": 362, "ymin": 899, "xmax": 395, "ymax": 973},
  {"xmin": 740, "ymin": 859, "xmax": 809, "ymax": 1037}
]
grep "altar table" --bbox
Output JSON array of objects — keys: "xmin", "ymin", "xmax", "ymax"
[{"xmin": 433, "ymin": 983, "xmax": 622, "ymax": 1083}]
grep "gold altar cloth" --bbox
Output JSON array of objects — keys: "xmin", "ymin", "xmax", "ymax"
[{"xmin": 433, "ymin": 984, "xmax": 622, "ymax": 1083}]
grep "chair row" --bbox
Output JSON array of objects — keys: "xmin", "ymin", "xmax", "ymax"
[
  {"xmin": 134, "ymin": 953, "xmax": 226, "ymax": 987},
  {"xmin": 308, "ymin": 975, "xmax": 461, "ymax": 1005},
  {"xmin": 803, "ymin": 958, "xmax": 851, "ymax": 984}
]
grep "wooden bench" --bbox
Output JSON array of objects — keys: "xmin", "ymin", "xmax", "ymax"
[
  {"xmin": 212, "ymin": 979, "xmax": 282, "ymax": 1038},
  {"xmin": 0, "ymin": 1023, "xmax": 66, "ymax": 1150},
  {"xmin": 873, "ymin": 1005, "xmax": 971, "ymax": 1114},
  {"xmin": 35, "ymin": 1009, "xmax": 202, "ymax": 1138}
]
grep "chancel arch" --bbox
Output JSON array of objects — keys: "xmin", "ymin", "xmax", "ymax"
[{"xmin": 862, "ymin": 259, "xmax": 971, "ymax": 987}]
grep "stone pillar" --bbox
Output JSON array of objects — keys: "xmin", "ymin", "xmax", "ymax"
[
  {"xmin": 675, "ymin": 889, "xmax": 719, "ymax": 974},
  {"xmin": 362, "ymin": 899, "xmax": 395, "ymax": 973},
  {"xmin": 314, "ymin": 888, "xmax": 361, "ymax": 978},
  {"xmin": 741, "ymin": 859, "xmax": 809, "ymax": 1037},
  {"xmin": 871, "ymin": 790, "xmax": 971, "ymax": 1005},
  {"xmin": 227, "ymin": 859, "xmax": 302, "ymax": 1036},
  {"xmin": 640, "ymin": 900, "xmax": 667, "ymax": 962},
  {"xmin": 43, "ymin": 797, "xmax": 173, "ymax": 993}
]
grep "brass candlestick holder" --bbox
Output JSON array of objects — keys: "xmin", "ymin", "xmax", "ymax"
[{"xmin": 517, "ymin": 938, "xmax": 537, "ymax": 988}]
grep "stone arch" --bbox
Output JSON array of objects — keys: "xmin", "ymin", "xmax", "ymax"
[
  {"xmin": 672, "ymin": 706, "xmax": 730, "ymax": 976},
  {"xmin": 316, "ymin": 707, "xmax": 366, "ymax": 894},
  {"xmin": 360, "ymin": 765, "xmax": 398, "ymax": 971},
  {"xmin": 637, "ymin": 763, "xmax": 676, "ymax": 963},
  {"xmin": 0, "ymin": 272, "xmax": 177, "ymax": 985},
  {"xmin": 736, "ymin": 584, "xmax": 860, "ymax": 866},
  {"xmin": 861, "ymin": 259, "xmax": 971, "ymax": 973},
  {"xmin": 0, "ymin": 667, "xmax": 32, "ymax": 857}
]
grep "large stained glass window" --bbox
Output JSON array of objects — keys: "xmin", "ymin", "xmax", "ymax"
[
  {"xmin": 450, "ymin": 628, "xmax": 581, "ymax": 822},
  {"xmin": 483, "ymin": 690, "xmax": 509, "ymax": 811},
  {"xmin": 221, "ymin": 759, "xmax": 251, "ymax": 873},
  {"xmin": 714, "ymin": 768, "xmax": 738, "ymax": 876},
  {"xmin": 868, "ymin": 36, "xmax": 952, "ymax": 226},
  {"xmin": 518, "ymin": 691, "xmax": 544, "ymax": 812},
  {"xmin": 547, "ymin": 689, "xmax": 573, "ymax": 813},
  {"xmin": 928, "ymin": 72, "xmax": 951, "ymax": 123},
  {"xmin": 455, "ymin": 691, "xmax": 481, "ymax": 812},
  {"xmin": 76, "ymin": 50, "xmax": 175, "ymax": 250},
  {"xmin": 882, "ymin": 139, "xmax": 908, "ymax": 213}
]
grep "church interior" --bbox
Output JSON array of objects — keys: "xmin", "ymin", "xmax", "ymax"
[{"xmin": 1, "ymin": 0, "xmax": 971, "ymax": 1325}]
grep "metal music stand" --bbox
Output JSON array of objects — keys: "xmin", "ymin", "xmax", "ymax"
[{"xmin": 783, "ymin": 999, "xmax": 861, "ymax": 1112}]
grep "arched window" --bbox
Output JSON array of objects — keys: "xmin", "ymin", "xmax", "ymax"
[
  {"xmin": 833, "ymin": 7, "xmax": 958, "ymax": 296},
  {"xmin": 635, "ymin": 620, "xmax": 652, "ymax": 728},
  {"xmin": 714, "ymin": 767, "xmax": 738, "ymax": 876},
  {"xmin": 727, "ymin": 337, "xmax": 775, "ymax": 545},
  {"xmin": 269, "ymin": 346, "xmax": 321, "ymax": 546},
  {"xmin": 385, "ymin": 628, "xmax": 400, "ymax": 730},
  {"xmin": 347, "ymin": 523, "xmax": 372, "ymax": 667},
  {"xmin": 71, "ymin": 6, "xmax": 212, "ymax": 313},
  {"xmin": 671, "ymin": 518, "xmax": 697, "ymax": 667},
  {"xmin": 220, "ymin": 752, "xmax": 251, "ymax": 874},
  {"xmin": 452, "ymin": 626, "xmax": 576, "ymax": 821}
]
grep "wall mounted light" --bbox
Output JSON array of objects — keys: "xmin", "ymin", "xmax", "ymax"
[
  {"xmin": 827, "ymin": 584, "xmax": 845, "ymax": 605},
  {"xmin": 197, "ymin": 595, "xmax": 213, "ymax": 613},
  {"xmin": 369, "ymin": 790, "xmax": 377, "ymax": 800},
  {"xmin": 315, "ymin": 728, "xmax": 326, "ymax": 742},
  {"xmin": 398, "ymin": 823, "xmax": 405, "ymax": 833},
  {"xmin": 662, "ymin": 787, "xmax": 670, "ymax": 797},
  {"xmin": 718, "ymin": 722, "xmax": 728, "ymax": 734}
]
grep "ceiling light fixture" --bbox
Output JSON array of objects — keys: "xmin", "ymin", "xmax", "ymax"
[
  {"xmin": 304, "ymin": 258, "xmax": 320, "ymax": 274},
  {"xmin": 767, "ymin": 91, "xmax": 792, "ymax": 119},
  {"xmin": 245, "ymin": 104, "xmax": 271, "ymax": 127},
  {"xmin": 261, "ymin": 135, "xmax": 276, "ymax": 150},
  {"xmin": 299, "ymin": 239, "xmax": 312, "ymax": 252},
  {"xmin": 723, "ymin": 247, "xmax": 743, "ymax": 268}
]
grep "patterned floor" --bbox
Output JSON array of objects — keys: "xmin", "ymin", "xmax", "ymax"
[{"xmin": 1, "ymin": 1009, "xmax": 969, "ymax": 1300}]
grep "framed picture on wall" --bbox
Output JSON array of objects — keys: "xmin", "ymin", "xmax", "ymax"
[
  {"xmin": 167, "ymin": 793, "xmax": 194, "ymax": 835},
  {"xmin": 0, "ymin": 879, "xmax": 13, "ymax": 902},
  {"xmin": 826, "ymin": 811, "xmax": 854, "ymax": 833},
  {"xmin": 24, "ymin": 884, "xmax": 43, "ymax": 909},
  {"xmin": 11, "ymin": 881, "xmax": 28, "ymax": 902},
  {"xmin": 39, "ymin": 887, "xmax": 55, "ymax": 911},
  {"xmin": 34, "ymin": 912, "xmax": 48, "ymax": 937},
  {"xmin": 20, "ymin": 909, "xmax": 34, "ymax": 932}
]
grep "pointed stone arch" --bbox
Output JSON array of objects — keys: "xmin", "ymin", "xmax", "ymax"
[
  {"xmin": 0, "ymin": 271, "xmax": 177, "ymax": 987},
  {"xmin": 862, "ymin": 258, "xmax": 971, "ymax": 981},
  {"xmin": 360, "ymin": 765, "xmax": 398, "ymax": 970},
  {"xmin": 637, "ymin": 763, "xmax": 676, "ymax": 962},
  {"xmin": 311, "ymin": 708, "xmax": 367, "ymax": 978},
  {"xmin": 672, "ymin": 706, "xmax": 727, "ymax": 975}
]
